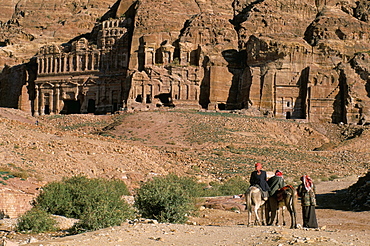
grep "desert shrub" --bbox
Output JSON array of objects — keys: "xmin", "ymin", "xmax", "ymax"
[
  {"xmin": 217, "ymin": 176, "xmax": 249, "ymax": 195},
  {"xmin": 134, "ymin": 174, "xmax": 196, "ymax": 223},
  {"xmin": 201, "ymin": 177, "xmax": 249, "ymax": 197},
  {"xmin": 16, "ymin": 208, "xmax": 57, "ymax": 233},
  {"xmin": 34, "ymin": 176, "xmax": 134, "ymax": 232}
]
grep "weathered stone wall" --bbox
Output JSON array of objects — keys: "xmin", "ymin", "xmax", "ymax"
[{"xmin": 0, "ymin": 189, "xmax": 34, "ymax": 218}]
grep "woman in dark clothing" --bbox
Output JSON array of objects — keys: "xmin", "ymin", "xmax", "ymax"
[
  {"xmin": 297, "ymin": 175, "xmax": 318, "ymax": 228},
  {"xmin": 249, "ymin": 163, "xmax": 270, "ymax": 200},
  {"xmin": 267, "ymin": 170, "xmax": 285, "ymax": 197}
]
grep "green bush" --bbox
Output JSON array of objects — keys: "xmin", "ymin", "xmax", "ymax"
[
  {"xmin": 34, "ymin": 176, "xmax": 134, "ymax": 232},
  {"xmin": 217, "ymin": 176, "xmax": 249, "ymax": 195},
  {"xmin": 200, "ymin": 176, "xmax": 249, "ymax": 197},
  {"xmin": 16, "ymin": 208, "xmax": 57, "ymax": 233},
  {"xmin": 134, "ymin": 174, "xmax": 196, "ymax": 223}
]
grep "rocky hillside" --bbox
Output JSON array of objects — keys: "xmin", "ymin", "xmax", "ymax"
[
  {"xmin": 1, "ymin": 107, "xmax": 368, "ymax": 186},
  {"xmin": 0, "ymin": 106, "xmax": 369, "ymax": 220}
]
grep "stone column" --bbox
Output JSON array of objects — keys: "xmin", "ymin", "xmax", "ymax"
[
  {"xmin": 69, "ymin": 54, "xmax": 73, "ymax": 72},
  {"xmin": 142, "ymin": 82, "xmax": 146, "ymax": 104},
  {"xmin": 50, "ymin": 56, "xmax": 53, "ymax": 73},
  {"xmin": 58, "ymin": 55, "xmax": 62, "ymax": 73},
  {"xmin": 40, "ymin": 91, "xmax": 45, "ymax": 116},
  {"xmin": 37, "ymin": 58, "xmax": 42, "ymax": 74},
  {"xmin": 63, "ymin": 56, "xmax": 67, "ymax": 72},
  {"xmin": 85, "ymin": 53, "xmax": 89, "ymax": 71},
  {"xmin": 55, "ymin": 84, "xmax": 60, "ymax": 114},
  {"xmin": 43, "ymin": 57, "xmax": 47, "ymax": 73},
  {"xmin": 34, "ymin": 85, "xmax": 39, "ymax": 116},
  {"xmin": 76, "ymin": 54, "xmax": 80, "ymax": 71},
  {"xmin": 45, "ymin": 57, "xmax": 49, "ymax": 74},
  {"xmin": 91, "ymin": 53, "xmax": 95, "ymax": 70},
  {"xmin": 53, "ymin": 56, "xmax": 58, "ymax": 73}
]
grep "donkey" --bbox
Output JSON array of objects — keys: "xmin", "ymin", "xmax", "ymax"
[
  {"xmin": 245, "ymin": 186, "xmax": 267, "ymax": 226},
  {"xmin": 267, "ymin": 185, "xmax": 297, "ymax": 229}
]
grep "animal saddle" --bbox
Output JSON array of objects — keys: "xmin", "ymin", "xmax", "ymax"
[{"xmin": 276, "ymin": 185, "xmax": 294, "ymax": 202}]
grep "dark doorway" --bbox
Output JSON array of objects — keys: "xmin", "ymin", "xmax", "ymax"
[
  {"xmin": 154, "ymin": 93, "xmax": 174, "ymax": 107},
  {"xmin": 113, "ymin": 102, "xmax": 118, "ymax": 112},
  {"xmin": 87, "ymin": 99, "xmax": 96, "ymax": 113},
  {"xmin": 146, "ymin": 95, "xmax": 152, "ymax": 103},
  {"xmin": 62, "ymin": 100, "xmax": 81, "ymax": 114},
  {"xmin": 135, "ymin": 94, "xmax": 142, "ymax": 103},
  {"xmin": 286, "ymin": 111, "xmax": 291, "ymax": 119},
  {"xmin": 44, "ymin": 105, "xmax": 50, "ymax": 115},
  {"xmin": 218, "ymin": 103, "xmax": 226, "ymax": 110}
]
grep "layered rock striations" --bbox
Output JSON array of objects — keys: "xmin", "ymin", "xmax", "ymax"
[{"xmin": 0, "ymin": 0, "xmax": 369, "ymax": 124}]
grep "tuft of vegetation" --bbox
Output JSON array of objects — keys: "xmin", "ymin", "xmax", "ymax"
[
  {"xmin": 0, "ymin": 165, "xmax": 30, "ymax": 181},
  {"xmin": 33, "ymin": 176, "xmax": 134, "ymax": 233},
  {"xmin": 134, "ymin": 174, "xmax": 250, "ymax": 223},
  {"xmin": 16, "ymin": 208, "xmax": 57, "ymax": 233},
  {"xmin": 134, "ymin": 174, "xmax": 199, "ymax": 223}
]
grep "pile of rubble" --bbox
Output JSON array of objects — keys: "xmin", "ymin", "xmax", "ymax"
[{"xmin": 347, "ymin": 171, "xmax": 370, "ymax": 211}]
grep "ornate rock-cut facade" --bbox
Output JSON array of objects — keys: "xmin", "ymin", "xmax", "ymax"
[
  {"xmin": 33, "ymin": 16, "xmax": 131, "ymax": 115},
  {"xmin": 1, "ymin": 0, "xmax": 370, "ymax": 124}
]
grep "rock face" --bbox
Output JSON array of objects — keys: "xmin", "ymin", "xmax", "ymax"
[
  {"xmin": 0, "ymin": 0, "xmax": 370, "ymax": 124},
  {"xmin": 347, "ymin": 171, "xmax": 370, "ymax": 210}
]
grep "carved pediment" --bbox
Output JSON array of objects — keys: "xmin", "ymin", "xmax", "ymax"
[
  {"xmin": 40, "ymin": 83, "xmax": 54, "ymax": 89},
  {"xmin": 132, "ymin": 71, "xmax": 150, "ymax": 81},
  {"xmin": 64, "ymin": 81, "xmax": 79, "ymax": 87},
  {"xmin": 83, "ymin": 78, "xmax": 97, "ymax": 86}
]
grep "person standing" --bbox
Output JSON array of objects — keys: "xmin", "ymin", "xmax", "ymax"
[
  {"xmin": 249, "ymin": 162, "xmax": 270, "ymax": 200},
  {"xmin": 297, "ymin": 175, "xmax": 318, "ymax": 228}
]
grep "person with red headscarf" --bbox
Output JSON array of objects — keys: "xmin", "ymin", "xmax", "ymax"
[
  {"xmin": 268, "ymin": 170, "xmax": 285, "ymax": 197},
  {"xmin": 265, "ymin": 170, "xmax": 286, "ymax": 225},
  {"xmin": 297, "ymin": 175, "xmax": 318, "ymax": 228},
  {"xmin": 249, "ymin": 162, "xmax": 270, "ymax": 200}
]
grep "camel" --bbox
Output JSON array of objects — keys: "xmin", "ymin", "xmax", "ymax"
[
  {"xmin": 267, "ymin": 185, "xmax": 297, "ymax": 229},
  {"xmin": 245, "ymin": 186, "xmax": 267, "ymax": 226}
]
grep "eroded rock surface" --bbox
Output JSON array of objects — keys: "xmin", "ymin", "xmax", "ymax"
[{"xmin": 0, "ymin": 0, "xmax": 369, "ymax": 124}]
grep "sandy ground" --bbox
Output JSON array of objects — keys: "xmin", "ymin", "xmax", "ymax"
[{"xmin": 14, "ymin": 175, "xmax": 367, "ymax": 246}]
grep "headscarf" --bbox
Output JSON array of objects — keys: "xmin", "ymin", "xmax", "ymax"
[
  {"xmin": 275, "ymin": 170, "xmax": 283, "ymax": 177},
  {"xmin": 301, "ymin": 175, "xmax": 313, "ymax": 191},
  {"xmin": 255, "ymin": 163, "xmax": 262, "ymax": 174},
  {"xmin": 255, "ymin": 163, "xmax": 262, "ymax": 170}
]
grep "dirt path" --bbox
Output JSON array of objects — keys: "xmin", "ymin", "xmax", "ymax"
[{"xmin": 15, "ymin": 176, "xmax": 368, "ymax": 246}]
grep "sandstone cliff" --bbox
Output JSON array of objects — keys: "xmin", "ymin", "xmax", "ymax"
[
  {"xmin": 0, "ymin": 0, "xmax": 369, "ymax": 124},
  {"xmin": 0, "ymin": 0, "xmax": 117, "ymax": 67}
]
